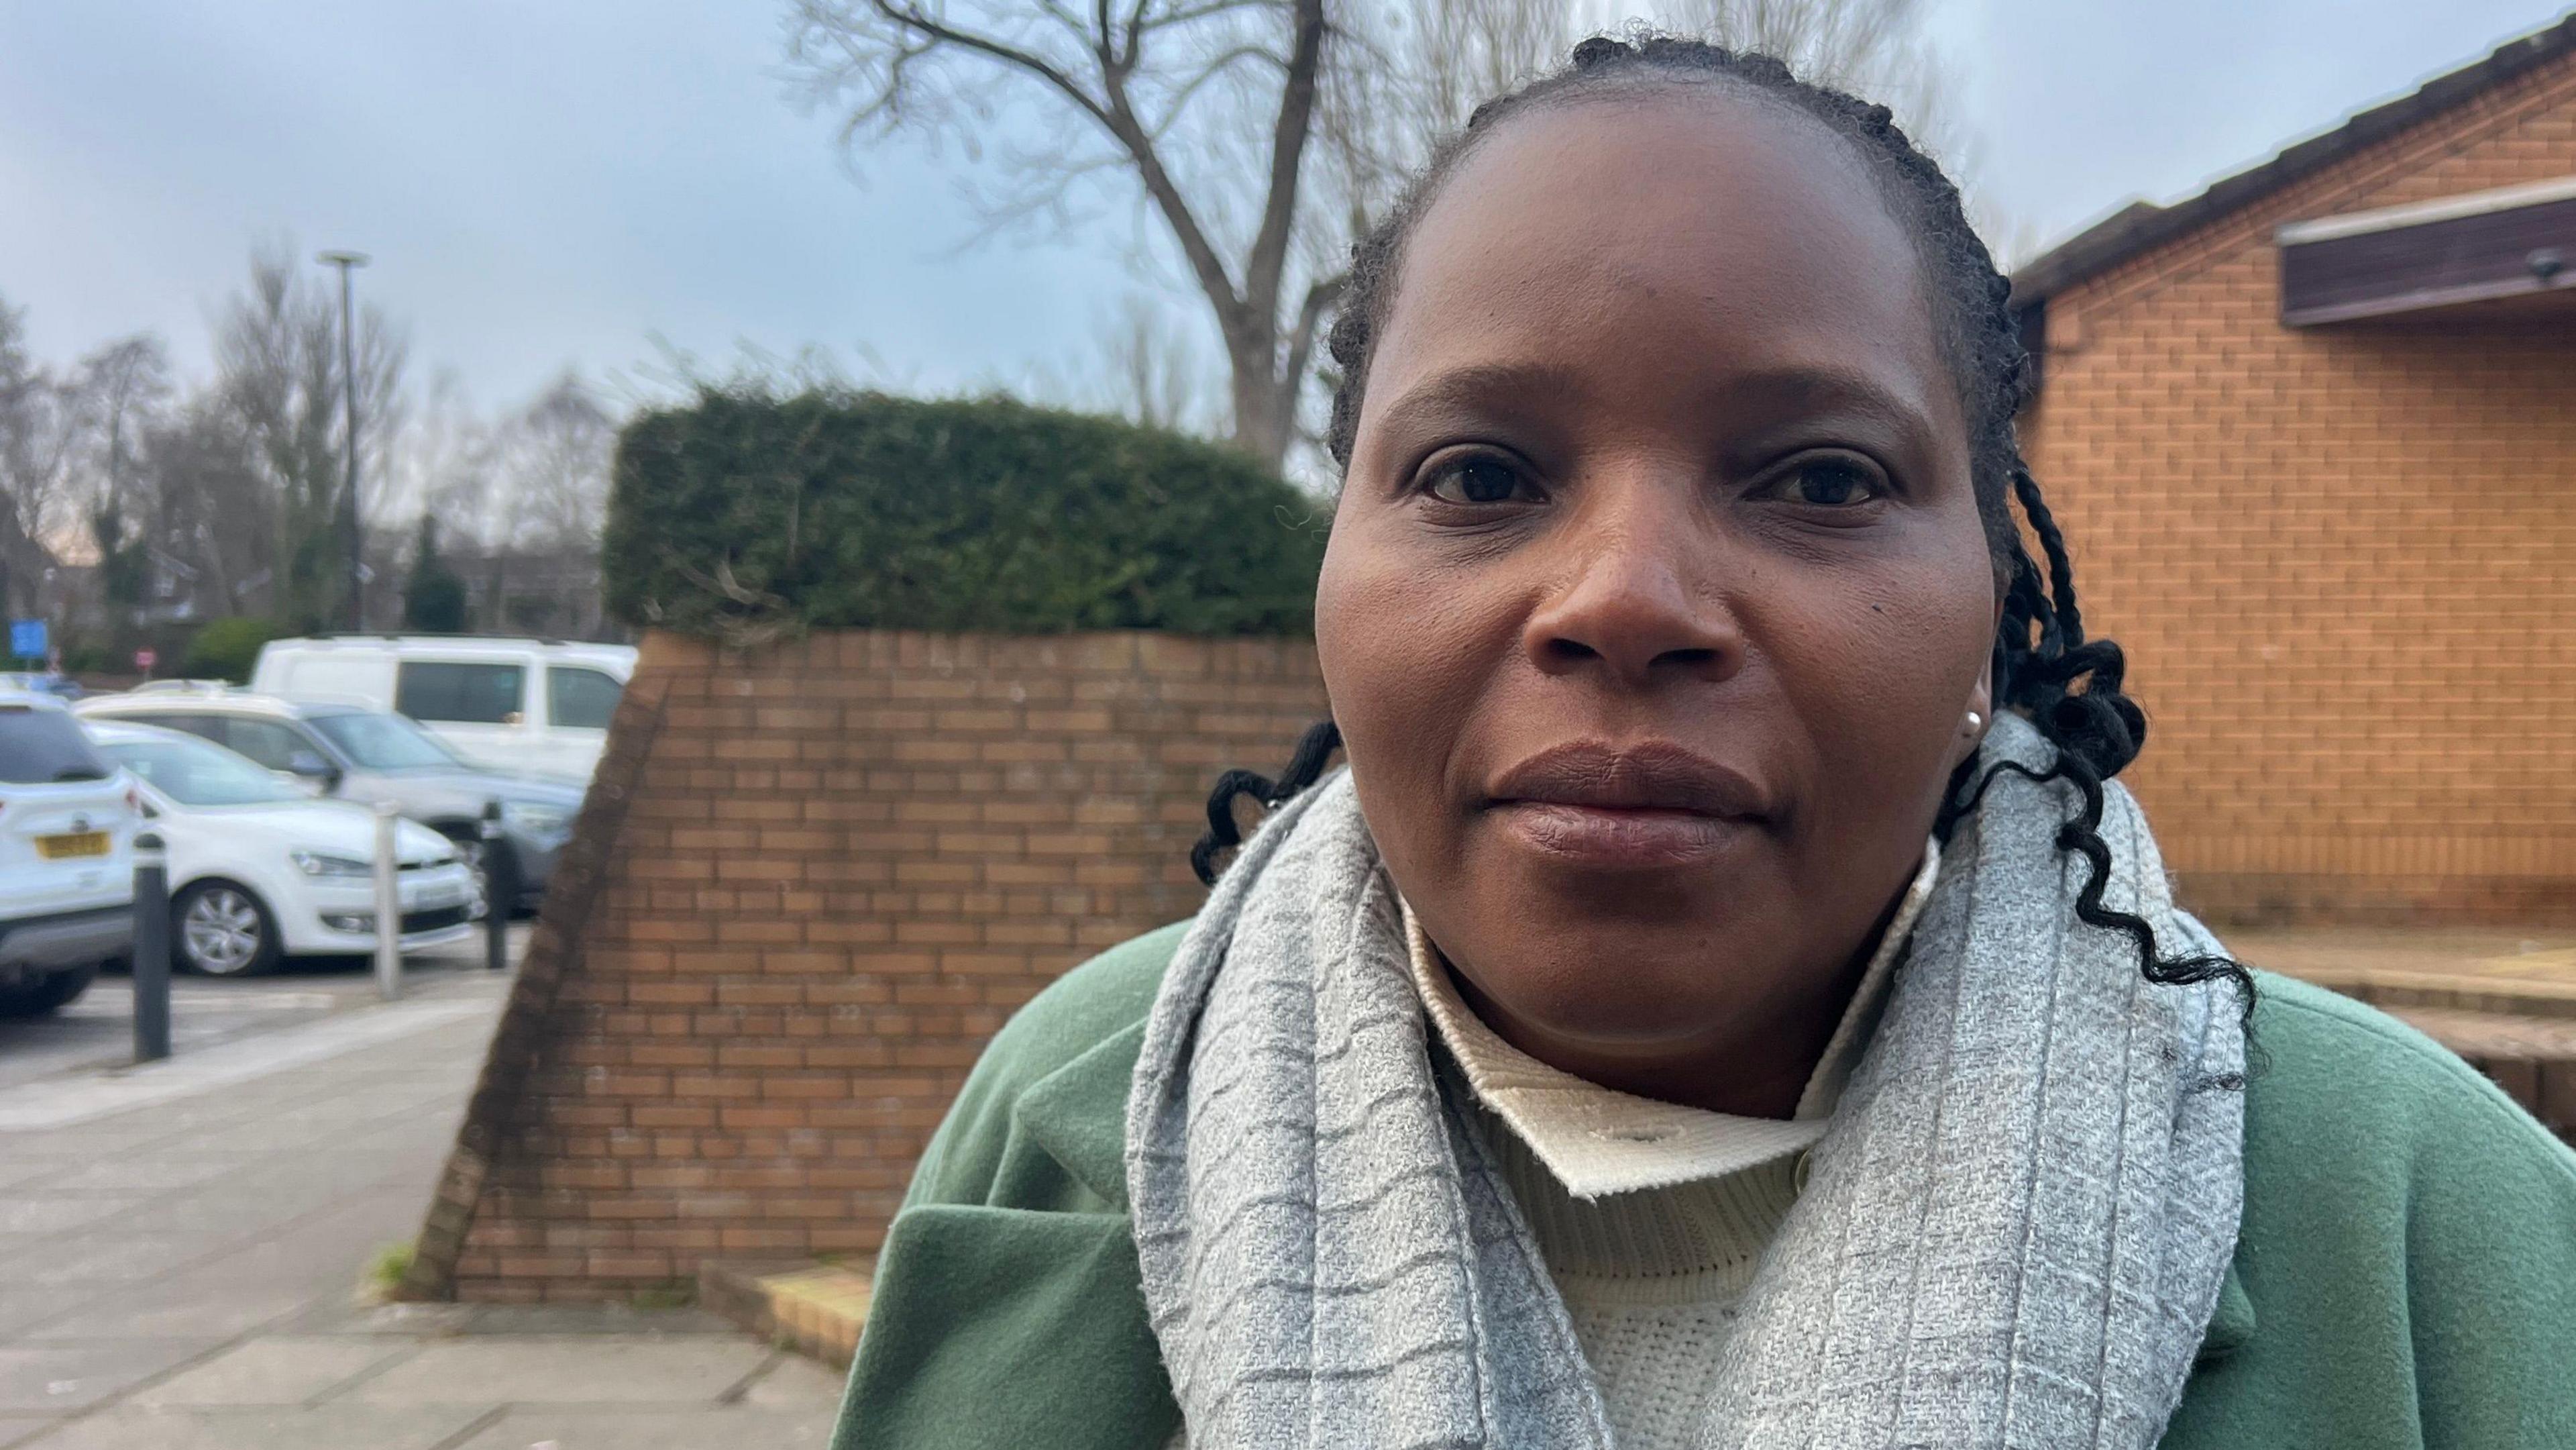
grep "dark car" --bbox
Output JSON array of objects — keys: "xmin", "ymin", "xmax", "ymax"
[{"xmin": 76, "ymin": 686, "xmax": 582, "ymax": 912}]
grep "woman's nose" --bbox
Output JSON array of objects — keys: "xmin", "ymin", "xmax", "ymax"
[{"xmin": 1520, "ymin": 484, "xmax": 1746, "ymax": 688}]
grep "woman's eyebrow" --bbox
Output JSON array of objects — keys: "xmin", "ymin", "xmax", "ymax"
[
  {"xmin": 1714, "ymin": 364, "xmax": 1936, "ymax": 433},
  {"xmin": 1373, "ymin": 359, "xmax": 1938, "ymax": 440},
  {"xmin": 1370, "ymin": 360, "xmax": 1595, "ymax": 437}
]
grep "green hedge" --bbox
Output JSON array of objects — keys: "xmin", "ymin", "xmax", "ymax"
[
  {"xmin": 182, "ymin": 617, "xmax": 286, "ymax": 683},
  {"xmin": 602, "ymin": 391, "xmax": 1328, "ymax": 638}
]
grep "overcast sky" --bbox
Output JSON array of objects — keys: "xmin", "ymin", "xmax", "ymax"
[{"xmin": 2, "ymin": 1, "xmax": 2565, "ymax": 413}]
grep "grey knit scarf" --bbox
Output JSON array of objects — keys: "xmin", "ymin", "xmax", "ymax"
[{"xmin": 1126, "ymin": 714, "xmax": 2246, "ymax": 1449}]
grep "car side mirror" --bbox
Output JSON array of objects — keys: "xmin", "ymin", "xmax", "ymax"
[{"xmin": 285, "ymin": 751, "xmax": 340, "ymax": 792}]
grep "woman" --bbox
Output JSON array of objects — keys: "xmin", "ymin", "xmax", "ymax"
[{"xmin": 833, "ymin": 36, "xmax": 2576, "ymax": 1450}]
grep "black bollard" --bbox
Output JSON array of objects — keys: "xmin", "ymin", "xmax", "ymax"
[
  {"xmin": 131, "ymin": 830, "xmax": 170, "ymax": 1063},
  {"xmin": 480, "ymin": 800, "xmax": 511, "ymax": 972}
]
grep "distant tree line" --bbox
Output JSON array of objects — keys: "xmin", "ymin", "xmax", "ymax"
[{"xmin": 0, "ymin": 246, "xmax": 620, "ymax": 670}]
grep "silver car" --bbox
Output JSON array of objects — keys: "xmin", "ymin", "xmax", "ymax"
[{"xmin": 77, "ymin": 686, "xmax": 583, "ymax": 913}]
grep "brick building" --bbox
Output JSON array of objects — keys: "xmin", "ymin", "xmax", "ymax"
[{"xmin": 2010, "ymin": 15, "xmax": 2576, "ymax": 924}]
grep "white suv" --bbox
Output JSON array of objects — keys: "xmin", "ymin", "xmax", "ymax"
[
  {"xmin": 0, "ymin": 689, "xmax": 138, "ymax": 1015},
  {"xmin": 251, "ymin": 635, "xmax": 635, "ymax": 781}
]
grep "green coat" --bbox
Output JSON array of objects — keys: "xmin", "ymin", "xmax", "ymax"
[{"xmin": 833, "ymin": 922, "xmax": 2576, "ymax": 1449}]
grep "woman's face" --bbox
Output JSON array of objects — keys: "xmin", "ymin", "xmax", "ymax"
[{"xmin": 1316, "ymin": 90, "xmax": 1998, "ymax": 1112}]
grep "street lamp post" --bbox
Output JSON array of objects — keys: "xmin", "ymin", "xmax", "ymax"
[{"xmin": 316, "ymin": 250, "xmax": 370, "ymax": 631}]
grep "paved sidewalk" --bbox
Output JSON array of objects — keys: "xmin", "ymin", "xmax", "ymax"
[{"xmin": 0, "ymin": 969, "xmax": 838, "ymax": 1449}]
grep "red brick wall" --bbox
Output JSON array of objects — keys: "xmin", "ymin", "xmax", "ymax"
[
  {"xmin": 409, "ymin": 629, "xmax": 1328, "ymax": 1301},
  {"xmin": 2018, "ymin": 48, "xmax": 2576, "ymax": 923}
]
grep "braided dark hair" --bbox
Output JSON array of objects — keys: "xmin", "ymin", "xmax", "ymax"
[{"xmin": 1195, "ymin": 34, "xmax": 2251, "ymax": 1023}]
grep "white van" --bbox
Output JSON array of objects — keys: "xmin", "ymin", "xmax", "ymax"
[{"xmin": 251, "ymin": 635, "xmax": 637, "ymax": 781}]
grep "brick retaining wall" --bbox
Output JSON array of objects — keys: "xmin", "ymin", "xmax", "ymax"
[{"xmin": 405, "ymin": 628, "xmax": 1328, "ymax": 1302}]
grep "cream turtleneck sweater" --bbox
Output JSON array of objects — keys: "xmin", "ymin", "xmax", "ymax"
[{"xmin": 1399, "ymin": 842, "xmax": 1941, "ymax": 1449}]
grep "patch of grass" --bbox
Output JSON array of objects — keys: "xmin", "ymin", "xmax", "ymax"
[
  {"xmin": 358, "ymin": 1240, "xmax": 417, "ymax": 1303},
  {"xmin": 630, "ymin": 1279, "xmax": 697, "ymax": 1310}
]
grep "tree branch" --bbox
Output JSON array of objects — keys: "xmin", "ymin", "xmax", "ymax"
[
  {"xmin": 1091, "ymin": 50, "xmax": 1250, "ymax": 342},
  {"xmin": 1281, "ymin": 270, "xmax": 1344, "ymax": 397},
  {"xmin": 863, "ymin": 0, "xmax": 1116, "ymax": 130},
  {"xmin": 1241, "ymin": 0, "xmax": 1326, "ymax": 348}
]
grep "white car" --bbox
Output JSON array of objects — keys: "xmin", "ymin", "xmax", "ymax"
[
  {"xmin": 0, "ymin": 690, "xmax": 139, "ymax": 1014},
  {"xmin": 250, "ymin": 635, "xmax": 635, "ymax": 780},
  {"xmin": 85, "ymin": 721, "xmax": 482, "ymax": 976}
]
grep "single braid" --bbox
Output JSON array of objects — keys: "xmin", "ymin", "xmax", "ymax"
[
  {"xmin": 1194, "ymin": 32, "xmax": 2253, "ymax": 1028},
  {"xmin": 1189, "ymin": 719, "xmax": 1343, "ymax": 886}
]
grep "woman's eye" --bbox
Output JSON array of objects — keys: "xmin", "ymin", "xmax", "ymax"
[
  {"xmin": 1423, "ymin": 456, "xmax": 1538, "ymax": 506},
  {"xmin": 1778, "ymin": 456, "xmax": 1885, "ymax": 508}
]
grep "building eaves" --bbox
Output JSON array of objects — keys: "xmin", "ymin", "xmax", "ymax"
[{"xmin": 2010, "ymin": 10, "xmax": 2576, "ymax": 308}]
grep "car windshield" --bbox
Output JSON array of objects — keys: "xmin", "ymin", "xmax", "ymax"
[
  {"xmin": 100, "ymin": 735, "xmax": 304, "ymax": 807},
  {"xmin": 306, "ymin": 711, "xmax": 465, "ymax": 771}
]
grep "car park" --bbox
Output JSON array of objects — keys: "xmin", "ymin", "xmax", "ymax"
[
  {"xmin": 76, "ymin": 685, "xmax": 583, "ymax": 913},
  {"xmin": 0, "ymin": 688, "xmax": 138, "ymax": 1015},
  {"xmin": 250, "ymin": 635, "xmax": 635, "ymax": 780},
  {"xmin": 85, "ymin": 721, "xmax": 480, "ymax": 974}
]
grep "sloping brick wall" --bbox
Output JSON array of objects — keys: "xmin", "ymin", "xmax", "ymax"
[
  {"xmin": 2018, "ymin": 46, "xmax": 2576, "ymax": 923},
  {"xmin": 407, "ymin": 629, "xmax": 1327, "ymax": 1302}
]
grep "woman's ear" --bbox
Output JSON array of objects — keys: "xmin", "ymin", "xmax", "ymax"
[{"xmin": 1953, "ymin": 654, "xmax": 1994, "ymax": 772}]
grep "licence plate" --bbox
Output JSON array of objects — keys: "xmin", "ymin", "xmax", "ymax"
[{"xmin": 37, "ymin": 831, "xmax": 109, "ymax": 860}]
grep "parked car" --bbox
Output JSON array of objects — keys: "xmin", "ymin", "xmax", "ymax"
[
  {"xmin": 83, "ymin": 721, "xmax": 480, "ymax": 974},
  {"xmin": 76, "ymin": 686, "xmax": 582, "ymax": 912},
  {"xmin": 3, "ymin": 671, "xmax": 85, "ymax": 702},
  {"xmin": 0, "ymin": 688, "xmax": 138, "ymax": 1015},
  {"xmin": 250, "ymin": 635, "xmax": 635, "ymax": 780}
]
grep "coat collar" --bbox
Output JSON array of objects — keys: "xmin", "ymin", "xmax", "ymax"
[{"xmin": 1010, "ymin": 1019, "xmax": 1146, "ymax": 1210}]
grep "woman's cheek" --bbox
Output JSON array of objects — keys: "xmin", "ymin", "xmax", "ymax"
[{"xmin": 1790, "ymin": 565, "xmax": 1992, "ymax": 830}]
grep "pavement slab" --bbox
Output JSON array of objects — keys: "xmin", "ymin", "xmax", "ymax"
[
  {"xmin": 443, "ymin": 1406, "xmax": 839, "ymax": 1449},
  {"xmin": 132, "ymin": 1336, "xmax": 415, "ymax": 1408},
  {"xmin": 19, "ymin": 1282, "xmax": 310, "ymax": 1343},
  {"xmin": 0, "ymin": 1339, "xmax": 227, "ymax": 1413},
  {"xmin": 0, "ymin": 1196, "xmax": 144, "ymax": 1239},
  {"xmin": 347, "ymin": 1337, "xmax": 774, "ymax": 1406},
  {"xmin": 10, "ymin": 1404, "xmax": 494, "ymax": 1450},
  {"xmin": 0, "ymin": 1294, "xmax": 91, "ymax": 1344}
]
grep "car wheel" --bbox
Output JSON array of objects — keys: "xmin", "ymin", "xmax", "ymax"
[
  {"xmin": 173, "ymin": 881, "xmax": 281, "ymax": 976},
  {"xmin": 0, "ymin": 966, "xmax": 95, "ymax": 1017}
]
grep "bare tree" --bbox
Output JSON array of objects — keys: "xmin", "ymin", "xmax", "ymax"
[
  {"xmin": 74, "ymin": 335, "xmax": 172, "ymax": 513},
  {"xmin": 784, "ymin": 0, "xmax": 1572, "ymax": 471},
  {"xmin": 786, "ymin": 0, "xmax": 1334, "ymax": 468},
  {"xmin": 0, "ymin": 297, "xmax": 85, "ymax": 615},
  {"xmin": 209, "ymin": 245, "xmax": 409, "ymax": 625},
  {"xmin": 135, "ymin": 400, "xmax": 266, "ymax": 615},
  {"xmin": 402, "ymin": 372, "xmax": 500, "ymax": 541},
  {"xmin": 490, "ymin": 372, "xmax": 615, "ymax": 550}
]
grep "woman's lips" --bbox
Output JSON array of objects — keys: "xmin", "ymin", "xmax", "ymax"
[
  {"xmin": 1483, "ymin": 740, "xmax": 1773, "ymax": 869},
  {"xmin": 1489, "ymin": 800, "xmax": 1760, "ymax": 866}
]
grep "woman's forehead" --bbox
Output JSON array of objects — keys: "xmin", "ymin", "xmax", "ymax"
[{"xmin": 1363, "ymin": 92, "xmax": 1953, "ymax": 435}]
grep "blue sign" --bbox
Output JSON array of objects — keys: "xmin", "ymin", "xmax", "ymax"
[{"xmin": 8, "ymin": 619, "xmax": 44, "ymax": 661}]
